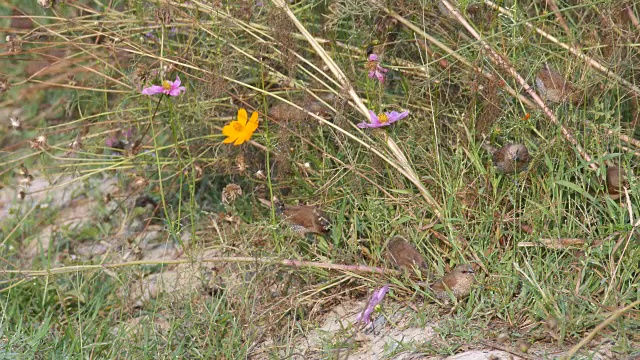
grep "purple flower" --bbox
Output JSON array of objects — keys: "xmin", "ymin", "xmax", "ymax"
[
  {"xmin": 141, "ymin": 75, "xmax": 186, "ymax": 96},
  {"xmin": 357, "ymin": 110, "xmax": 409, "ymax": 129},
  {"xmin": 367, "ymin": 53, "xmax": 388, "ymax": 83},
  {"xmin": 105, "ymin": 135, "xmax": 118, "ymax": 148},
  {"xmin": 145, "ymin": 31, "xmax": 158, "ymax": 41},
  {"xmin": 124, "ymin": 127, "xmax": 134, "ymax": 140},
  {"xmin": 356, "ymin": 285, "xmax": 389, "ymax": 324}
]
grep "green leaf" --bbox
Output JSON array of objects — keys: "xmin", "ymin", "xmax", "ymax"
[{"xmin": 555, "ymin": 180, "xmax": 597, "ymax": 202}]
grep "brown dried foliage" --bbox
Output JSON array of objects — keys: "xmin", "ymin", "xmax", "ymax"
[
  {"xmin": 473, "ymin": 74, "xmax": 503, "ymax": 140},
  {"xmin": 270, "ymin": 8, "xmax": 299, "ymax": 77}
]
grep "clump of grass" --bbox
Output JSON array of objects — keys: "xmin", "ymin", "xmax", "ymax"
[{"xmin": 0, "ymin": 0, "xmax": 638, "ymax": 358}]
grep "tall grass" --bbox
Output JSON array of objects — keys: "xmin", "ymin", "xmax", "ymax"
[{"xmin": 0, "ymin": 0, "xmax": 638, "ymax": 358}]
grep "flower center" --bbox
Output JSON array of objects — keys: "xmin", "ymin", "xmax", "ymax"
[
  {"xmin": 378, "ymin": 113, "xmax": 388, "ymax": 123},
  {"xmin": 232, "ymin": 122, "xmax": 245, "ymax": 132},
  {"xmin": 162, "ymin": 80, "xmax": 172, "ymax": 90}
]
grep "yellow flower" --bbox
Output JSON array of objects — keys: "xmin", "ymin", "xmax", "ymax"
[{"xmin": 222, "ymin": 108, "xmax": 259, "ymax": 145}]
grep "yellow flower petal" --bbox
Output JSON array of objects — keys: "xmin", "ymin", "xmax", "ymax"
[
  {"xmin": 243, "ymin": 129, "xmax": 255, "ymax": 142},
  {"xmin": 222, "ymin": 111, "xmax": 257, "ymax": 146},
  {"xmin": 223, "ymin": 135, "xmax": 237, "ymax": 144},
  {"xmin": 237, "ymin": 108, "xmax": 248, "ymax": 126},
  {"xmin": 245, "ymin": 111, "xmax": 259, "ymax": 133},
  {"xmin": 233, "ymin": 135, "xmax": 246, "ymax": 145},
  {"xmin": 222, "ymin": 121, "xmax": 245, "ymax": 144},
  {"xmin": 222, "ymin": 123, "xmax": 237, "ymax": 136}
]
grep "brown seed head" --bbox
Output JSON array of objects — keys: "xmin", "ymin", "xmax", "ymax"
[
  {"xmin": 0, "ymin": 77, "xmax": 10, "ymax": 94},
  {"xmin": 235, "ymin": 154, "xmax": 247, "ymax": 174},
  {"xmin": 385, "ymin": 236, "xmax": 427, "ymax": 272},
  {"xmin": 30, "ymin": 135, "xmax": 47, "ymax": 149},
  {"xmin": 6, "ymin": 35, "xmax": 22, "ymax": 53},
  {"xmin": 154, "ymin": 5, "xmax": 172, "ymax": 24},
  {"xmin": 222, "ymin": 183, "xmax": 243, "ymax": 204},
  {"xmin": 37, "ymin": 0, "xmax": 53, "ymax": 8},
  {"xmin": 9, "ymin": 117, "xmax": 21, "ymax": 130}
]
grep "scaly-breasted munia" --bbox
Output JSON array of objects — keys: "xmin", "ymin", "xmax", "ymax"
[
  {"xmin": 430, "ymin": 264, "xmax": 476, "ymax": 302},
  {"xmin": 259, "ymin": 198, "xmax": 331, "ymax": 236},
  {"xmin": 482, "ymin": 143, "xmax": 531, "ymax": 173},
  {"xmin": 535, "ymin": 64, "xmax": 582, "ymax": 105},
  {"xmin": 604, "ymin": 165, "xmax": 628, "ymax": 200},
  {"xmin": 385, "ymin": 235, "xmax": 428, "ymax": 272},
  {"xmin": 588, "ymin": 165, "xmax": 629, "ymax": 200},
  {"xmin": 274, "ymin": 201, "xmax": 331, "ymax": 236}
]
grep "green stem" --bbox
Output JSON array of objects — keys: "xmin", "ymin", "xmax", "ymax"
[{"xmin": 133, "ymin": 94, "xmax": 165, "ymax": 151}]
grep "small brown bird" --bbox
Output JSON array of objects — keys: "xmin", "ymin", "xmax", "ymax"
[
  {"xmin": 268, "ymin": 94, "xmax": 333, "ymax": 123},
  {"xmin": 605, "ymin": 165, "xmax": 628, "ymax": 200},
  {"xmin": 430, "ymin": 264, "xmax": 476, "ymax": 302},
  {"xmin": 588, "ymin": 165, "xmax": 629, "ymax": 200},
  {"xmin": 385, "ymin": 236, "xmax": 428, "ymax": 272},
  {"xmin": 258, "ymin": 198, "xmax": 331, "ymax": 236},
  {"xmin": 535, "ymin": 64, "xmax": 581, "ymax": 105},
  {"xmin": 268, "ymin": 103, "xmax": 309, "ymax": 123},
  {"xmin": 545, "ymin": 314, "xmax": 560, "ymax": 342},
  {"xmin": 482, "ymin": 143, "xmax": 531, "ymax": 173},
  {"xmin": 275, "ymin": 202, "xmax": 331, "ymax": 236}
]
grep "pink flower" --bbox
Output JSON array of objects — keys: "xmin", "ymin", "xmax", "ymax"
[
  {"xmin": 367, "ymin": 53, "xmax": 388, "ymax": 83},
  {"xmin": 357, "ymin": 110, "xmax": 409, "ymax": 129},
  {"xmin": 141, "ymin": 75, "xmax": 186, "ymax": 96},
  {"xmin": 355, "ymin": 285, "xmax": 389, "ymax": 324}
]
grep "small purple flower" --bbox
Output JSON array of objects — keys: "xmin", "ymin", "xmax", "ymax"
[
  {"xmin": 124, "ymin": 127, "xmax": 134, "ymax": 140},
  {"xmin": 105, "ymin": 135, "xmax": 118, "ymax": 148},
  {"xmin": 145, "ymin": 31, "xmax": 158, "ymax": 41},
  {"xmin": 356, "ymin": 285, "xmax": 389, "ymax": 324},
  {"xmin": 141, "ymin": 75, "xmax": 186, "ymax": 96},
  {"xmin": 357, "ymin": 110, "xmax": 409, "ymax": 129},
  {"xmin": 367, "ymin": 53, "xmax": 388, "ymax": 83}
]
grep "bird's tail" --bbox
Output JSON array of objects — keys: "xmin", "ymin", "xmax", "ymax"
[
  {"xmin": 480, "ymin": 142, "xmax": 497, "ymax": 155},
  {"xmin": 258, "ymin": 197, "xmax": 286, "ymax": 215}
]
